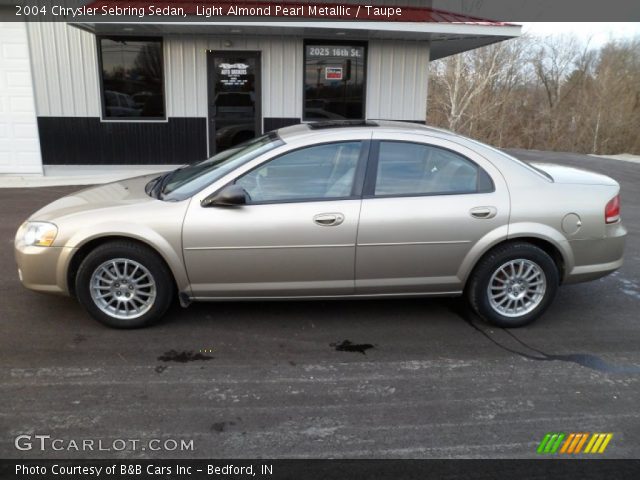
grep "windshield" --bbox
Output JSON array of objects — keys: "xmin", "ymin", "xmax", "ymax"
[{"xmin": 156, "ymin": 132, "xmax": 284, "ymax": 201}]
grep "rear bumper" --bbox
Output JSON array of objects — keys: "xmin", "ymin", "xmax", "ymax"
[
  {"xmin": 564, "ymin": 222, "xmax": 627, "ymax": 284},
  {"xmin": 565, "ymin": 258, "xmax": 624, "ymax": 284}
]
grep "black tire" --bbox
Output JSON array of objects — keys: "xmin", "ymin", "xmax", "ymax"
[
  {"xmin": 75, "ymin": 240, "xmax": 175, "ymax": 328},
  {"xmin": 466, "ymin": 242, "xmax": 559, "ymax": 328}
]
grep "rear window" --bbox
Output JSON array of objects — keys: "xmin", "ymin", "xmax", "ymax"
[{"xmin": 462, "ymin": 137, "xmax": 553, "ymax": 182}]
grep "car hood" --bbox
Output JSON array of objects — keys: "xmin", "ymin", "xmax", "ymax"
[
  {"xmin": 29, "ymin": 173, "xmax": 165, "ymax": 222},
  {"xmin": 529, "ymin": 162, "xmax": 618, "ymax": 186}
]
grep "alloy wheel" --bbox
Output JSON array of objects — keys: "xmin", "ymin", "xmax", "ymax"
[
  {"xmin": 487, "ymin": 258, "xmax": 547, "ymax": 318},
  {"xmin": 89, "ymin": 258, "xmax": 157, "ymax": 320}
]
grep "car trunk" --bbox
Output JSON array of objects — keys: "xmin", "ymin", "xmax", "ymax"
[{"xmin": 528, "ymin": 162, "xmax": 618, "ymax": 186}]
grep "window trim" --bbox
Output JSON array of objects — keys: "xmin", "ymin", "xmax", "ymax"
[
  {"xmin": 96, "ymin": 35, "xmax": 167, "ymax": 122},
  {"xmin": 363, "ymin": 140, "xmax": 496, "ymax": 199},
  {"xmin": 302, "ymin": 39, "xmax": 368, "ymax": 122},
  {"xmin": 215, "ymin": 140, "xmax": 371, "ymax": 206}
]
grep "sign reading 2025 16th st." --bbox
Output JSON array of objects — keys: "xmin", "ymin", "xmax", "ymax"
[{"xmin": 307, "ymin": 46, "xmax": 363, "ymax": 58}]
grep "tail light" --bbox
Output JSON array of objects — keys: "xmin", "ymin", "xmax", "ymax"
[{"xmin": 605, "ymin": 194, "xmax": 620, "ymax": 224}]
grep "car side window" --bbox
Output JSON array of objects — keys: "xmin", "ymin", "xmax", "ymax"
[
  {"xmin": 374, "ymin": 141, "xmax": 493, "ymax": 196},
  {"xmin": 235, "ymin": 142, "xmax": 361, "ymax": 203}
]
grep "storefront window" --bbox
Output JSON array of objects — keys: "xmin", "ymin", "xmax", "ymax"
[
  {"xmin": 98, "ymin": 37, "xmax": 165, "ymax": 119},
  {"xmin": 304, "ymin": 42, "xmax": 366, "ymax": 121}
]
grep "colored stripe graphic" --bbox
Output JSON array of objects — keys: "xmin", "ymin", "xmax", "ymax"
[
  {"xmin": 568, "ymin": 433, "xmax": 582, "ymax": 453},
  {"xmin": 598, "ymin": 434, "xmax": 613, "ymax": 453},
  {"xmin": 537, "ymin": 433, "xmax": 565, "ymax": 454},
  {"xmin": 584, "ymin": 433, "xmax": 613, "ymax": 454},
  {"xmin": 550, "ymin": 434, "xmax": 565, "ymax": 453},
  {"xmin": 537, "ymin": 433, "xmax": 552, "ymax": 454},
  {"xmin": 539, "ymin": 433, "xmax": 613, "ymax": 454},
  {"xmin": 574, "ymin": 433, "xmax": 589, "ymax": 453},
  {"xmin": 559, "ymin": 433, "xmax": 575, "ymax": 454}
]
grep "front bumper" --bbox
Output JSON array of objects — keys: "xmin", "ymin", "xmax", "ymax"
[{"xmin": 14, "ymin": 243, "xmax": 76, "ymax": 295}]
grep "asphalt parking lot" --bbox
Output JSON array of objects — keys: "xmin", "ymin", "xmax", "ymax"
[{"xmin": 1, "ymin": 150, "xmax": 639, "ymax": 459}]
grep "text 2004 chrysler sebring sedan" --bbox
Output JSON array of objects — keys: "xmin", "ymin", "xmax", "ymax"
[{"xmin": 15, "ymin": 121, "xmax": 626, "ymax": 329}]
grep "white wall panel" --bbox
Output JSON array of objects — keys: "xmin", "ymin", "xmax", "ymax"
[
  {"xmin": 26, "ymin": 22, "xmax": 100, "ymax": 117},
  {"xmin": 367, "ymin": 39, "xmax": 429, "ymax": 121},
  {"xmin": 0, "ymin": 22, "xmax": 43, "ymax": 174}
]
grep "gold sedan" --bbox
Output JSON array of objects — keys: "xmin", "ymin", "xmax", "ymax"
[{"xmin": 15, "ymin": 122, "xmax": 626, "ymax": 328}]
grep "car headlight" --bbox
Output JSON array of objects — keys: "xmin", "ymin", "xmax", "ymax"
[{"xmin": 20, "ymin": 221, "xmax": 58, "ymax": 247}]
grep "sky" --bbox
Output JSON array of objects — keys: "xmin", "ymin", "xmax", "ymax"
[{"xmin": 522, "ymin": 23, "xmax": 640, "ymax": 48}]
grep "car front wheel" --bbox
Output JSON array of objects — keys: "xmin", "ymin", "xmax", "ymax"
[
  {"xmin": 75, "ymin": 241, "xmax": 174, "ymax": 328},
  {"xmin": 467, "ymin": 242, "xmax": 559, "ymax": 327}
]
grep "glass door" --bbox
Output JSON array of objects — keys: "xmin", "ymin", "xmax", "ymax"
[{"xmin": 207, "ymin": 51, "xmax": 261, "ymax": 155}]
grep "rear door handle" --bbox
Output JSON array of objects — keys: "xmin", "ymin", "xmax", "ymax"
[
  {"xmin": 313, "ymin": 213, "xmax": 345, "ymax": 226},
  {"xmin": 470, "ymin": 206, "xmax": 497, "ymax": 219}
]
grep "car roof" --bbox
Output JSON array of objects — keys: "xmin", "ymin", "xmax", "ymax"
[
  {"xmin": 275, "ymin": 120, "xmax": 464, "ymax": 143},
  {"xmin": 272, "ymin": 120, "xmax": 552, "ymax": 184}
]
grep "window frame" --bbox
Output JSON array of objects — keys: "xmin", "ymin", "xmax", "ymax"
[
  {"xmin": 302, "ymin": 39, "xmax": 368, "ymax": 122},
  {"xmin": 96, "ymin": 35, "xmax": 167, "ymax": 122},
  {"xmin": 222, "ymin": 140, "xmax": 372, "ymax": 206},
  {"xmin": 363, "ymin": 140, "xmax": 496, "ymax": 199}
]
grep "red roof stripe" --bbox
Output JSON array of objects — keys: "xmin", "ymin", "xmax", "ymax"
[{"xmin": 85, "ymin": 0, "xmax": 510, "ymax": 25}]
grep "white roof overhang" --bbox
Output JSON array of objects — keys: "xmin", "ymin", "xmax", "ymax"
[{"xmin": 71, "ymin": 21, "xmax": 521, "ymax": 59}]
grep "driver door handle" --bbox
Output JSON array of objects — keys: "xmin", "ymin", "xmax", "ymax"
[
  {"xmin": 313, "ymin": 213, "xmax": 345, "ymax": 226},
  {"xmin": 470, "ymin": 206, "xmax": 497, "ymax": 219}
]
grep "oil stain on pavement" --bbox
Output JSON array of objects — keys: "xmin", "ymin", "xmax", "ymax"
[
  {"xmin": 331, "ymin": 340, "xmax": 375, "ymax": 355},
  {"xmin": 157, "ymin": 350, "xmax": 214, "ymax": 363},
  {"xmin": 211, "ymin": 419, "xmax": 240, "ymax": 433}
]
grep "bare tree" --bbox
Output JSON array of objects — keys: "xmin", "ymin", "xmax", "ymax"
[{"xmin": 428, "ymin": 34, "xmax": 640, "ymax": 155}]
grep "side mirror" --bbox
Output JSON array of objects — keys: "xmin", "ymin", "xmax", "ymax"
[{"xmin": 201, "ymin": 184, "xmax": 249, "ymax": 207}]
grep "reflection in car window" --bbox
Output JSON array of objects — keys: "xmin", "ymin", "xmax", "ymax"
[
  {"xmin": 236, "ymin": 142, "xmax": 361, "ymax": 203},
  {"xmin": 374, "ymin": 141, "xmax": 493, "ymax": 196},
  {"xmin": 160, "ymin": 133, "xmax": 283, "ymax": 201}
]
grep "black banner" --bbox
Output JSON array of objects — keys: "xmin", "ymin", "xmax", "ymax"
[
  {"xmin": 0, "ymin": 0, "xmax": 639, "ymax": 22},
  {"xmin": 2, "ymin": 460, "xmax": 640, "ymax": 480}
]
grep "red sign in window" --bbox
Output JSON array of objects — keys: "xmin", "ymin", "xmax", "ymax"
[{"xmin": 325, "ymin": 67, "xmax": 343, "ymax": 80}]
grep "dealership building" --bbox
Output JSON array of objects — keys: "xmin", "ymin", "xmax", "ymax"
[{"xmin": 0, "ymin": 1, "xmax": 520, "ymax": 174}]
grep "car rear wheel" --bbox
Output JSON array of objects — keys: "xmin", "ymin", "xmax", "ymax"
[
  {"xmin": 75, "ymin": 241, "xmax": 174, "ymax": 328},
  {"xmin": 467, "ymin": 242, "xmax": 559, "ymax": 327}
]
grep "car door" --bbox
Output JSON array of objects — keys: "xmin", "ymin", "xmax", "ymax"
[
  {"xmin": 355, "ymin": 133, "xmax": 510, "ymax": 294},
  {"xmin": 182, "ymin": 139, "xmax": 369, "ymax": 298}
]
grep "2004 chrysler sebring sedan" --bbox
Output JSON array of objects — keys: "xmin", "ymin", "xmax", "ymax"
[{"xmin": 15, "ymin": 121, "xmax": 626, "ymax": 328}]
